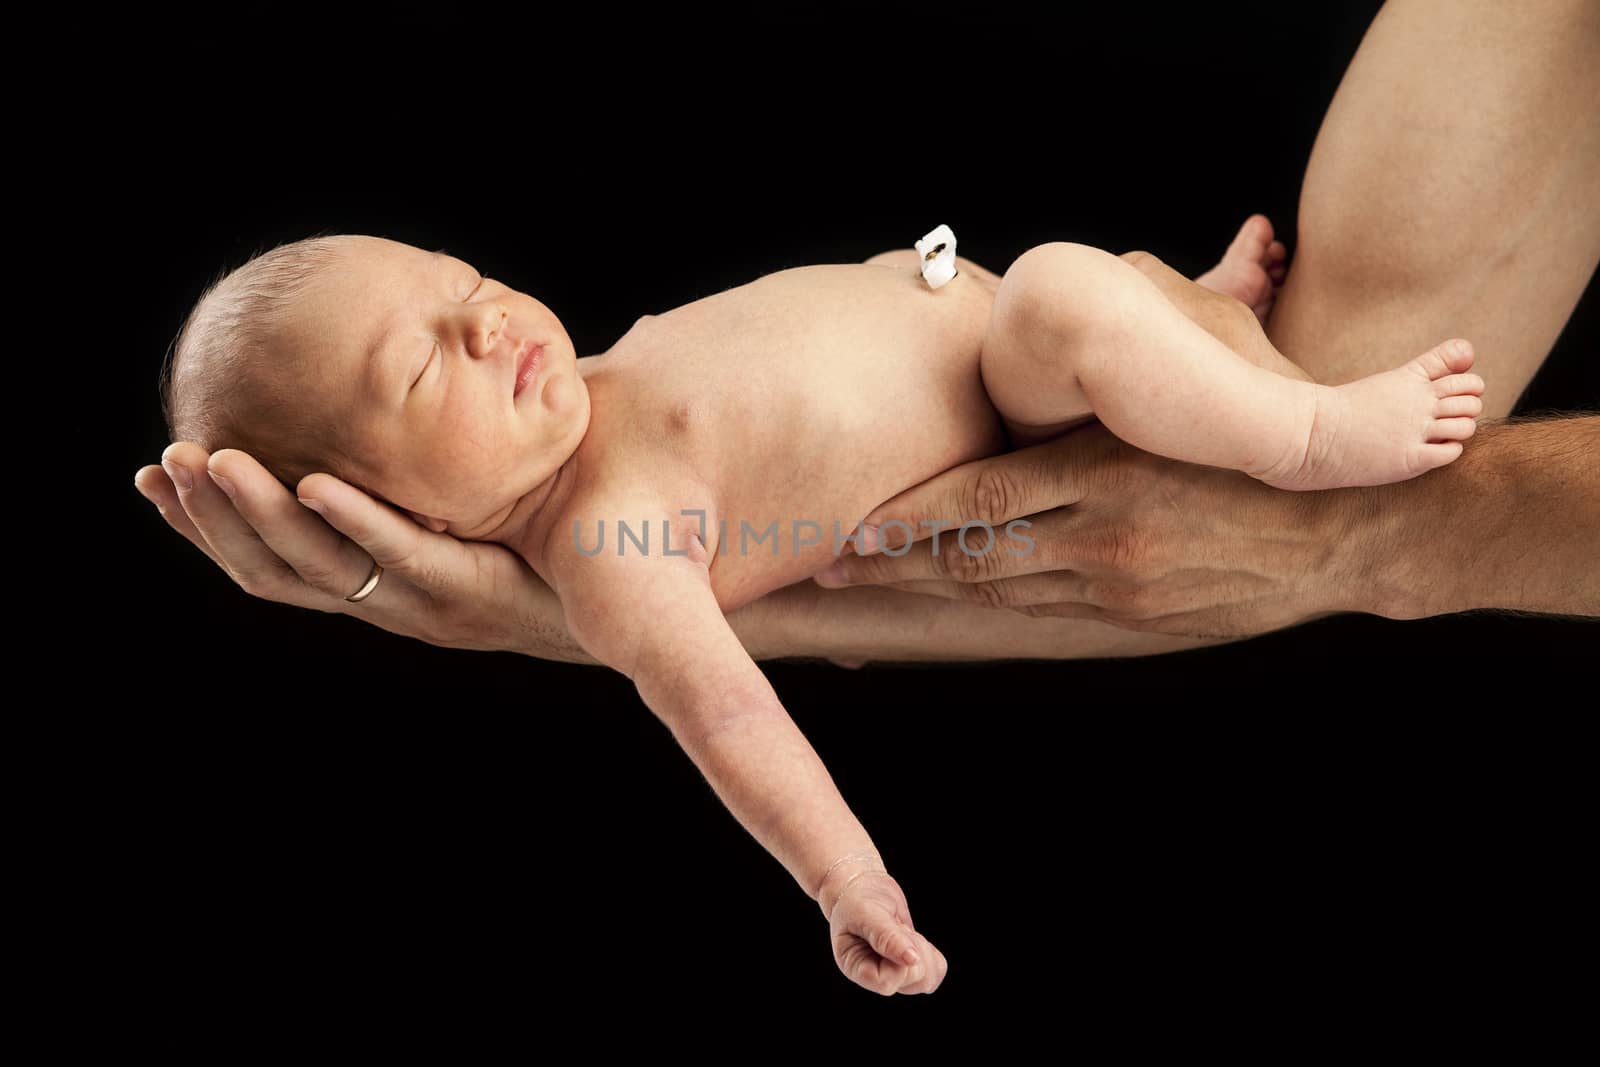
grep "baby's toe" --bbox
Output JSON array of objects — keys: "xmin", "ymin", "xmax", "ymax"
[
  {"xmin": 1429, "ymin": 417, "xmax": 1478, "ymax": 442},
  {"xmin": 1414, "ymin": 339, "xmax": 1476, "ymax": 381},
  {"xmin": 1239, "ymin": 264, "xmax": 1272, "ymax": 307},
  {"xmin": 1433, "ymin": 372, "xmax": 1487, "ymax": 398},
  {"xmin": 1227, "ymin": 215, "xmax": 1273, "ymax": 261},
  {"xmin": 1417, "ymin": 441, "xmax": 1466, "ymax": 471},
  {"xmin": 1243, "ymin": 213, "xmax": 1274, "ymax": 243},
  {"xmin": 1436, "ymin": 394, "xmax": 1483, "ymax": 419}
]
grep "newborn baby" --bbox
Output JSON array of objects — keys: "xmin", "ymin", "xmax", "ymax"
[{"xmin": 161, "ymin": 221, "xmax": 1483, "ymax": 993}]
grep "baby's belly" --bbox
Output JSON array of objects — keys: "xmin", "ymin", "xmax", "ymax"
[{"xmin": 632, "ymin": 265, "xmax": 1009, "ymax": 612}]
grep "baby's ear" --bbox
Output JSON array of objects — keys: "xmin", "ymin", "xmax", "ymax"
[{"xmin": 406, "ymin": 509, "xmax": 450, "ymax": 533}]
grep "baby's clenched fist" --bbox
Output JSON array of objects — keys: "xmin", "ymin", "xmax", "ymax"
[{"xmin": 828, "ymin": 871, "xmax": 948, "ymax": 995}]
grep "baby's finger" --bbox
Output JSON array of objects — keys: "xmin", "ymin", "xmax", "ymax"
[
  {"xmin": 834, "ymin": 935, "xmax": 905, "ymax": 997},
  {"xmin": 135, "ymin": 464, "xmax": 223, "ymax": 571},
  {"xmin": 865, "ymin": 913, "xmax": 922, "ymax": 969},
  {"xmin": 898, "ymin": 939, "xmax": 948, "ymax": 995}
]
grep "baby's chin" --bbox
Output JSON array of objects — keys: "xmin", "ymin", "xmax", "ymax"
[{"xmin": 443, "ymin": 494, "xmax": 526, "ymax": 542}]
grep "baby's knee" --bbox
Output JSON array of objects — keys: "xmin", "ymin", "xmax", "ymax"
[
  {"xmin": 1118, "ymin": 249, "xmax": 1163, "ymax": 275},
  {"xmin": 997, "ymin": 242, "xmax": 1133, "ymax": 341}
]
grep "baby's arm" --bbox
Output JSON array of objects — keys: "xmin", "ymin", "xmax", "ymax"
[{"xmin": 558, "ymin": 548, "xmax": 938, "ymax": 989}]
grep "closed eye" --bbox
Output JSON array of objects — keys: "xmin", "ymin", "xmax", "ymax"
[
  {"xmin": 412, "ymin": 340, "xmax": 439, "ymax": 391},
  {"xmin": 407, "ymin": 272, "xmax": 483, "ymax": 394}
]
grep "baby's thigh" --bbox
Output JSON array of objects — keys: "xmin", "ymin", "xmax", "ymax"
[{"xmin": 1120, "ymin": 251, "xmax": 1314, "ymax": 383}]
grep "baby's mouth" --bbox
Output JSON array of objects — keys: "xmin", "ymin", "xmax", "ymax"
[{"xmin": 513, "ymin": 342, "xmax": 545, "ymax": 399}]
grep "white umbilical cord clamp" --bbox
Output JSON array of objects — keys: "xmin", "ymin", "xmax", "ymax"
[{"xmin": 916, "ymin": 223, "xmax": 959, "ymax": 289}]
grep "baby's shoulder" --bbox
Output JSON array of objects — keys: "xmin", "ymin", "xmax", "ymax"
[
  {"xmin": 544, "ymin": 471, "xmax": 720, "ymax": 578},
  {"xmin": 543, "ymin": 478, "xmax": 722, "ymax": 669}
]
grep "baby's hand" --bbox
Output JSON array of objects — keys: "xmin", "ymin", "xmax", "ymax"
[{"xmin": 828, "ymin": 871, "xmax": 948, "ymax": 995}]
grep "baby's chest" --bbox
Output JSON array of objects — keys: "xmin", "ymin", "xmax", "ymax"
[
  {"xmin": 632, "ymin": 264, "xmax": 996, "ymax": 436},
  {"xmin": 599, "ymin": 269, "xmax": 1005, "ymax": 607}
]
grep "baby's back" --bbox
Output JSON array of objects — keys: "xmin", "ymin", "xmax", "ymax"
[{"xmin": 560, "ymin": 262, "xmax": 1005, "ymax": 611}]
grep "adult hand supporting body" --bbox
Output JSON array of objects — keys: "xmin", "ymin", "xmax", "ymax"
[
  {"xmin": 812, "ymin": 415, "xmax": 1600, "ymax": 637},
  {"xmin": 142, "ymin": 442, "xmax": 605, "ymax": 665}
]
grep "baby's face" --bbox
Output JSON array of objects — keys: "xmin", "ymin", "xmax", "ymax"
[{"xmin": 275, "ymin": 235, "xmax": 589, "ymax": 532}]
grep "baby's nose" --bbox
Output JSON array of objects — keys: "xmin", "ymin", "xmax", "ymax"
[{"xmin": 481, "ymin": 306, "xmax": 508, "ymax": 352}]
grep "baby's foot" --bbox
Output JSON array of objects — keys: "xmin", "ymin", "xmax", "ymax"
[
  {"xmin": 1258, "ymin": 339, "xmax": 1486, "ymax": 491},
  {"xmin": 1196, "ymin": 214, "xmax": 1287, "ymax": 323}
]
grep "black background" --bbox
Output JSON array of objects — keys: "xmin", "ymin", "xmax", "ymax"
[{"xmin": 101, "ymin": 4, "xmax": 1593, "ymax": 1036}]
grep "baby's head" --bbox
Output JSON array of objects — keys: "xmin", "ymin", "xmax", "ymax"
[{"xmin": 161, "ymin": 233, "xmax": 590, "ymax": 537}]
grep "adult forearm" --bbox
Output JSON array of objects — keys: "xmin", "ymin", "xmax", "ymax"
[
  {"xmin": 743, "ymin": 580, "xmax": 1224, "ymax": 662},
  {"xmin": 514, "ymin": 568, "xmax": 1214, "ymax": 665},
  {"xmin": 1355, "ymin": 416, "xmax": 1600, "ymax": 619}
]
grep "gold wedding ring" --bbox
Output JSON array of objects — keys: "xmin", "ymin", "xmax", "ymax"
[{"xmin": 345, "ymin": 560, "xmax": 384, "ymax": 603}]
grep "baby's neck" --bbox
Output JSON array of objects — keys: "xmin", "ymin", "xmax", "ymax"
[{"xmin": 458, "ymin": 453, "xmax": 581, "ymax": 577}]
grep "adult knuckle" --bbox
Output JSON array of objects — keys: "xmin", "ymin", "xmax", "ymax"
[
  {"xmin": 1082, "ymin": 523, "xmax": 1146, "ymax": 572},
  {"xmin": 1075, "ymin": 425, "xmax": 1138, "ymax": 496},
  {"xmin": 413, "ymin": 555, "xmax": 453, "ymax": 595},
  {"xmin": 965, "ymin": 580, "xmax": 1010, "ymax": 610},
  {"xmin": 940, "ymin": 541, "xmax": 993, "ymax": 583},
  {"xmin": 968, "ymin": 466, "xmax": 1020, "ymax": 525},
  {"xmin": 294, "ymin": 555, "xmax": 346, "ymax": 594},
  {"xmin": 240, "ymin": 569, "xmax": 292, "ymax": 604},
  {"xmin": 849, "ymin": 553, "xmax": 896, "ymax": 585}
]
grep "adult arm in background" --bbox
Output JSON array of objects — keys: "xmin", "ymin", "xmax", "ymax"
[
  {"xmin": 815, "ymin": 0, "xmax": 1600, "ymax": 637},
  {"xmin": 135, "ymin": 0, "xmax": 1598, "ymax": 663}
]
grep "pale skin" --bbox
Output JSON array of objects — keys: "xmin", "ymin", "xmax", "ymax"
[
  {"xmin": 162, "ymin": 228, "xmax": 1267, "ymax": 997},
  {"xmin": 135, "ymin": 0, "xmax": 1600, "ymax": 995},
  {"xmin": 977, "ymin": 240, "xmax": 1484, "ymax": 488}
]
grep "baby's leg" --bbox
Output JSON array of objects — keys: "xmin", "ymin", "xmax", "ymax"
[
  {"xmin": 1193, "ymin": 214, "xmax": 1288, "ymax": 323},
  {"xmin": 981, "ymin": 242, "xmax": 1486, "ymax": 490},
  {"xmin": 1119, "ymin": 249, "xmax": 1312, "ymax": 383}
]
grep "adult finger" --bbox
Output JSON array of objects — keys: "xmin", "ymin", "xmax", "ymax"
[
  {"xmin": 290, "ymin": 468, "xmax": 441, "ymax": 586},
  {"xmin": 870, "ymin": 571, "xmax": 1094, "ymax": 612},
  {"xmin": 162, "ymin": 442, "xmax": 328, "ymax": 609},
  {"xmin": 880, "ymin": 580, "xmax": 1110, "ymax": 622},
  {"xmin": 815, "ymin": 507, "xmax": 1089, "ymax": 587},
  {"xmin": 182, "ymin": 445, "xmax": 368, "ymax": 609},
  {"xmin": 135, "ymin": 463, "xmax": 224, "ymax": 571},
  {"xmin": 849, "ymin": 427, "xmax": 1110, "ymax": 555}
]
